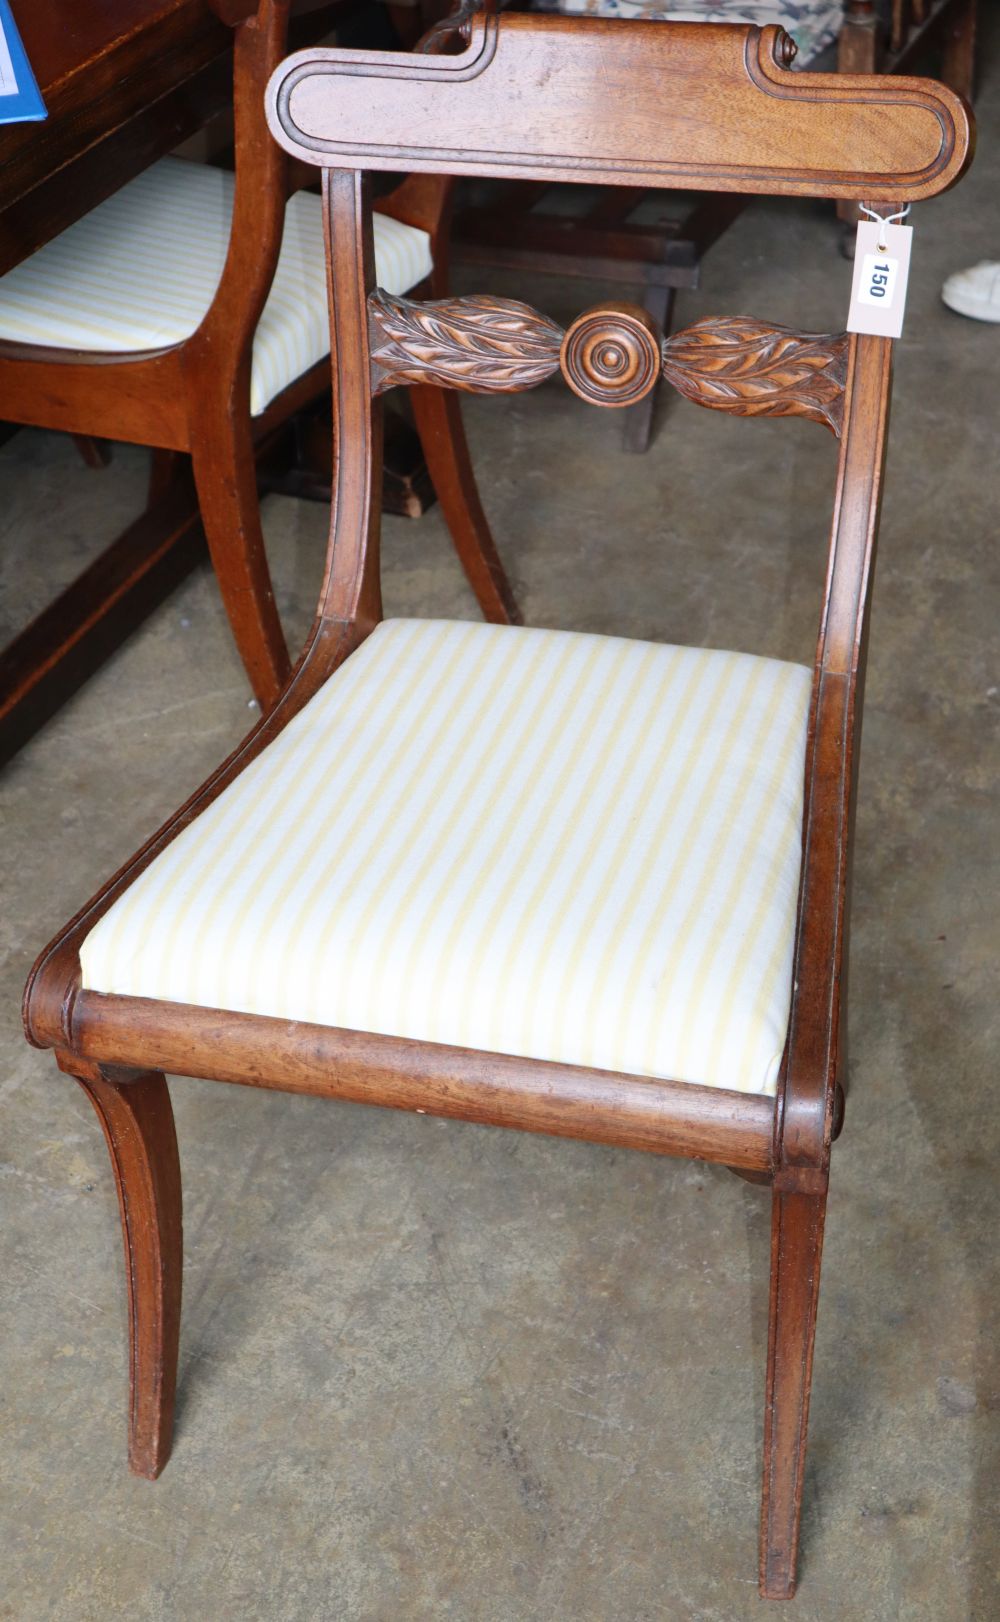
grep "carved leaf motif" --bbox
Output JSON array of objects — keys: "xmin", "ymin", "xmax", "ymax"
[
  {"xmin": 661, "ymin": 317, "xmax": 849, "ymax": 436},
  {"xmin": 369, "ymin": 289, "xmax": 564, "ymax": 397}
]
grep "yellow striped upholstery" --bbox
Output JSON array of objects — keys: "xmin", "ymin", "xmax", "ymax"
[
  {"xmin": 80, "ymin": 620, "xmax": 813, "ymax": 1095},
  {"xmin": 0, "ymin": 158, "xmax": 433, "ymax": 417}
]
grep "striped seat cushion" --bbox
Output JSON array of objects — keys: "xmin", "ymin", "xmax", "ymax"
[
  {"xmin": 533, "ymin": 2, "xmax": 843, "ymax": 63},
  {"xmin": 81, "ymin": 620, "xmax": 812, "ymax": 1097},
  {"xmin": 0, "ymin": 157, "xmax": 433, "ymax": 417}
]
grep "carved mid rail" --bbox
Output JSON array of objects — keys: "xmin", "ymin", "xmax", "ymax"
[{"xmin": 369, "ymin": 290, "xmax": 850, "ymax": 436}]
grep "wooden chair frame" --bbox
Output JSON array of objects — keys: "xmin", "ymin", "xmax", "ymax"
[
  {"xmin": 452, "ymin": 0, "xmax": 977, "ymax": 454},
  {"xmin": 0, "ymin": 0, "xmax": 517, "ymax": 752},
  {"xmin": 23, "ymin": 14, "xmax": 972, "ymax": 1599}
]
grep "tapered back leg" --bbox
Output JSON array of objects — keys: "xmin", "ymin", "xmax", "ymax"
[
  {"xmin": 64, "ymin": 1059, "xmax": 183, "ymax": 1480},
  {"xmin": 759, "ymin": 1185, "xmax": 828, "ymax": 1598}
]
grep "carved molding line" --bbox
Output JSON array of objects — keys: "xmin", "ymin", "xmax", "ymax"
[
  {"xmin": 369, "ymin": 290, "xmax": 848, "ymax": 434},
  {"xmin": 266, "ymin": 16, "xmax": 970, "ymax": 202},
  {"xmin": 561, "ymin": 304, "xmax": 662, "ymax": 409},
  {"xmin": 661, "ymin": 317, "xmax": 849, "ymax": 436}
]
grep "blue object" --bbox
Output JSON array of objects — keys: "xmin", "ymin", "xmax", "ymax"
[{"xmin": 0, "ymin": 0, "xmax": 46, "ymax": 125}]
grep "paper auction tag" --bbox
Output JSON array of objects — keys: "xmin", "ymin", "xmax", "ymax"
[{"xmin": 847, "ymin": 220, "xmax": 913, "ymax": 339}]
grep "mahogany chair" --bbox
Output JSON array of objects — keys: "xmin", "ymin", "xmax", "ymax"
[
  {"xmin": 0, "ymin": 0, "xmax": 518, "ymax": 718},
  {"xmin": 23, "ymin": 14, "xmax": 972, "ymax": 1599}
]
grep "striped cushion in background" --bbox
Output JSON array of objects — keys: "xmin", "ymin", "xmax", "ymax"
[
  {"xmin": 81, "ymin": 619, "xmax": 813, "ymax": 1096},
  {"xmin": 0, "ymin": 157, "xmax": 433, "ymax": 417}
]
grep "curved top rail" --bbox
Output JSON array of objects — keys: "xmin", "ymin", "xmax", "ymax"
[{"xmin": 265, "ymin": 14, "xmax": 973, "ymax": 202}]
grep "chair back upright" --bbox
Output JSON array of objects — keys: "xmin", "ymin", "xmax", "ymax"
[
  {"xmin": 190, "ymin": 1, "xmax": 294, "ymax": 388},
  {"xmin": 193, "ymin": 1, "xmax": 360, "ymax": 384}
]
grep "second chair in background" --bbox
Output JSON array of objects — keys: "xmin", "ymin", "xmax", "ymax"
[{"xmin": 0, "ymin": 0, "xmax": 519, "ymax": 717}]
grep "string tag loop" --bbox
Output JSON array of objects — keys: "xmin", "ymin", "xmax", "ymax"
[{"xmin": 860, "ymin": 203, "xmax": 912, "ymax": 252}]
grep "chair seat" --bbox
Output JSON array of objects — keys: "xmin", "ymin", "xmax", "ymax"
[
  {"xmin": 0, "ymin": 157, "xmax": 433, "ymax": 416},
  {"xmin": 533, "ymin": 2, "xmax": 843, "ymax": 63},
  {"xmin": 80, "ymin": 620, "xmax": 812, "ymax": 1096}
]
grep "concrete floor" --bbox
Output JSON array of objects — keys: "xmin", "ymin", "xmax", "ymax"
[{"xmin": 2, "ymin": 31, "xmax": 999, "ymax": 1622}]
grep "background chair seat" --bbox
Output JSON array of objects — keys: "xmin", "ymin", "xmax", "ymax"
[
  {"xmin": 0, "ymin": 156, "xmax": 433, "ymax": 416},
  {"xmin": 81, "ymin": 617, "xmax": 812, "ymax": 1096},
  {"xmin": 532, "ymin": 2, "xmax": 843, "ymax": 63}
]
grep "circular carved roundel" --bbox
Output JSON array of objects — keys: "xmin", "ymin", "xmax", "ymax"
[{"xmin": 559, "ymin": 304, "xmax": 662, "ymax": 408}]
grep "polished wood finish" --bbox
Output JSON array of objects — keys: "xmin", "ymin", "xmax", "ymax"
[
  {"xmin": 25, "ymin": 16, "xmax": 972, "ymax": 1599},
  {"xmin": 451, "ymin": 1, "xmax": 975, "ymax": 451},
  {"xmin": 761, "ymin": 1188, "xmax": 827, "ymax": 1597},
  {"xmin": 838, "ymin": 0, "xmax": 976, "ymax": 221},
  {"xmin": 61, "ymin": 992, "xmax": 777, "ymax": 1171},
  {"xmin": 370, "ymin": 288, "xmax": 850, "ymax": 433},
  {"xmin": 661, "ymin": 319, "xmax": 850, "ymax": 436},
  {"xmin": 60, "ymin": 1056, "xmax": 182, "ymax": 1481},
  {"xmin": 759, "ymin": 327, "xmax": 891, "ymax": 1595},
  {"xmin": 271, "ymin": 17, "xmax": 970, "ymax": 198},
  {"xmin": 561, "ymin": 302, "xmax": 662, "ymax": 408},
  {"xmin": 0, "ymin": 0, "xmax": 518, "ymax": 762},
  {"xmin": 370, "ymin": 289, "xmax": 564, "ymax": 394}
]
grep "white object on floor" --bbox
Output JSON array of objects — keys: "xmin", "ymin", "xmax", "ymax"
[
  {"xmin": 0, "ymin": 157, "xmax": 434, "ymax": 415},
  {"xmin": 941, "ymin": 261, "xmax": 1000, "ymax": 324},
  {"xmin": 81, "ymin": 618, "xmax": 813, "ymax": 1097}
]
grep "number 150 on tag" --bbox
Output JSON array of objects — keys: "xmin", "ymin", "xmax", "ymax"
[{"xmin": 859, "ymin": 256, "xmax": 898, "ymax": 306}]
